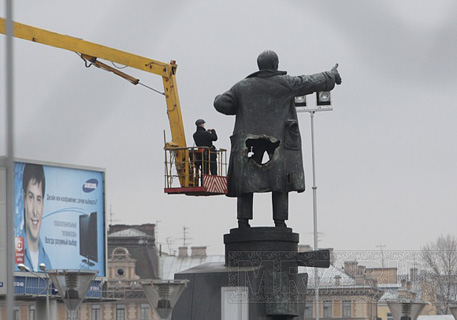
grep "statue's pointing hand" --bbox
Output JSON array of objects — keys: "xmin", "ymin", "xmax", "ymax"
[{"xmin": 331, "ymin": 63, "xmax": 342, "ymax": 85}]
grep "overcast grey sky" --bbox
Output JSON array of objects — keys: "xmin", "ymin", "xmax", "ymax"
[{"xmin": 2, "ymin": 0, "xmax": 457, "ymax": 256}]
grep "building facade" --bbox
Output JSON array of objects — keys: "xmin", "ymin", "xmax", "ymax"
[
  {"xmin": 1, "ymin": 224, "xmax": 160, "ymax": 320},
  {"xmin": 2, "ymin": 228, "xmax": 445, "ymax": 320}
]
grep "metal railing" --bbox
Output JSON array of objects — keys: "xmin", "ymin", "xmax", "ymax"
[
  {"xmin": 164, "ymin": 146, "xmax": 227, "ymax": 190},
  {"xmin": 103, "ymin": 280, "xmax": 146, "ymax": 300}
]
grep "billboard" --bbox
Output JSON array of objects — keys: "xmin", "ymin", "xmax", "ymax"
[{"xmin": 13, "ymin": 161, "xmax": 105, "ymax": 276}]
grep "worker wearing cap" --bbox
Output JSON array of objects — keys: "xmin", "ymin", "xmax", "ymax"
[{"xmin": 193, "ymin": 119, "xmax": 218, "ymax": 175}]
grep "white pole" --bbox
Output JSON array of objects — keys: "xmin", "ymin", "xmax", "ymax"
[
  {"xmin": 297, "ymin": 100, "xmax": 333, "ymax": 320},
  {"xmin": 5, "ymin": 1, "xmax": 15, "ymax": 319},
  {"xmin": 310, "ymin": 111, "xmax": 320, "ymax": 320},
  {"xmin": 46, "ymin": 276, "xmax": 50, "ymax": 319}
]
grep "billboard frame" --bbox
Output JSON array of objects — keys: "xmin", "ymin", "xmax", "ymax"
[{"xmin": 8, "ymin": 157, "xmax": 107, "ymax": 281}]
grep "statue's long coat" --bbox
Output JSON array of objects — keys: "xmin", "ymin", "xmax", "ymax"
[{"xmin": 214, "ymin": 69, "xmax": 337, "ymax": 197}]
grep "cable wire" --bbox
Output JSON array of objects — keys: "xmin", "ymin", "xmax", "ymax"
[
  {"xmin": 139, "ymin": 82, "xmax": 165, "ymax": 95},
  {"xmin": 111, "ymin": 61, "xmax": 128, "ymax": 69}
]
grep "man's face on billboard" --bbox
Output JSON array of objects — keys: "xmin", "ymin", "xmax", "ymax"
[{"xmin": 24, "ymin": 178, "xmax": 44, "ymax": 245}]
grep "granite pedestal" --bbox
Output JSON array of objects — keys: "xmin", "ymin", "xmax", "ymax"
[{"xmin": 172, "ymin": 227, "xmax": 309, "ymax": 320}]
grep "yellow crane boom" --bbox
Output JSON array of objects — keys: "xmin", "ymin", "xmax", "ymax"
[
  {"xmin": 0, "ymin": 18, "xmax": 186, "ymax": 146},
  {"xmin": 0, "ymin": 18, "xmax": 193, "ymax": 183},
  {"xmin": 0, "ymin": 18, "xmax": 228, "ymax": 195}
]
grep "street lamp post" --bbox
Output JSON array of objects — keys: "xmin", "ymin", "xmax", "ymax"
[
  {"xmin": 18, "ymin": 263, "xmax": 51, "ymax": 320},
  {"xmin": 295, "ymin": 92, "xmax": 333, "ymax": 320},
  {"xmin": 39, "ymin": 263, "xmax": 51, "ymax": 320}
]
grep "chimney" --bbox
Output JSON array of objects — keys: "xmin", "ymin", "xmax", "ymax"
[
  {"xmin": 355, "ymin": 265, "xmax": 366, "ymax": 285},
  {"xmin": 326, "ymin": 248, "xmax": 335, "ymax": 265},
  {"xmin": 410, "ymin": 268, "xmax": 418, "ymax": 283},
  {"xmin": 357, "ymin": 265, "xmax": 366, "ymax": 276},
  {"xmin": 191, "ymin": 246, "xmax": 207, "ymax": 258},
  {"xmin": 335, "ymin": 275, "xmax": 341, "ymax": 286},
  {"xmin": 108, "ymin": 224, "xmax": 129, "ymax": 234},
  {"xmin": 407, "ymin": 281, "xmax": 412, "ymax": 291},
  {"xmin": 344, "ymin": 261, "xmax": 358, "ymax": 278},
  {"xmin": 178, "ymin": 246, "xmax": 188, "ymax": 258}
]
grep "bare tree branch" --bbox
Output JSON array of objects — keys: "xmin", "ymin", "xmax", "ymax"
[{"xmin": 421, "ymin": 234, "xmax": 457, "ymax": 314}]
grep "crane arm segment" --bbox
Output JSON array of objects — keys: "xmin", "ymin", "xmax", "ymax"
[
  {"xmin": 0, "ymin": 18, "xmax": 188, "ymax": 173},
  {"xmin": 1, "ymin": 18, "xmax": 229, "ymax": 194},
  {"xmin": 0, "ymin": 18, "xmax": 170, "ymax": 77},
  {"xmin": 0, "ymin": 17, "xmax": 191, "ymax": 186}
]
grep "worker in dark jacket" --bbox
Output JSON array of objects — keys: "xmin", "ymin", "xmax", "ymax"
[
  {"xmin": 193, "ymin": 119, "xmax": 218, "ymax": 175},
  {"xmin": 214, "ymin": 50, "xmax": 342, "ymax": 228}
]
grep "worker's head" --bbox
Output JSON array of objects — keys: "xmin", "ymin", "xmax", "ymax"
[
  {"xmin": 257, "ymin": 50, "xmax": 279, "ymax": 71},
  {"xmin": 195, "ymin": 119, "xmax": 206, "ymax": 127}
]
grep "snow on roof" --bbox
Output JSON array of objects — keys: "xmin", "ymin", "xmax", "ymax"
[
  {"xmin": 108, "ymin": 228, "xmax": 149, "ymax": 238},
  {"xmin": 159, "ymin": 255, "xmax": 225, "ymax": 280},
  {"xmin": 298, "ymin": 265, "xmax": 356, "ymax": 287},
  {"xmin": 418, "ymin": 316, "xmax": 454, "ymax": 320},
  {"xmin": 379, "ymin": 290, "xmax": 399, "ymax": 301},
  {"xmin": 159, "ymin": 257, "xmax": 388, "ymax": 288}
]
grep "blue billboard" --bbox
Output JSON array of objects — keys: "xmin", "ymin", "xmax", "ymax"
[{"xmin": 14, "ymin": 161, "xmax": 105, "ymax": 276}]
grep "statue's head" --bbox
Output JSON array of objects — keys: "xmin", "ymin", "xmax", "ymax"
[{"xmin": 257, "ymin": 50, "xmax": 279, "ymax": 71}]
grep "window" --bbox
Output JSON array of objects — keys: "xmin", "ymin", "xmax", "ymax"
[
  {"xmin": 387, "ymin": 313, "xmax": 394, "ymax": 320},
  {"xmin": 67, "ymin": 309, "xmax": 79, "ymax": 320},
  {"xmin": 14, "ymin": 307, "xmax": 20, "ymax": 320},
  {"xmin": 140, "ymin": 304, "xmax": 150, "ymax": 320},
  {"xmin": 323, "ymin": 301, "xmax": 332, "ymax": 318},
  {"xmin": 91, "ymin": 304, "xmax": 101, "ymax": 320},
  {"xmin": 342, "ymin": 300, "xmax": 351, "ymax": 318},
  {"xmin": 116, "ymin": 304, "xmax": 125, "ymax": 320},
  {"xmin": 221, "ymin": 287, "xmax": 248, "ymax": 320},
  {"xmin": 29, "ymin": 305, "xmax": 35, "ymax": 320},
  {"xmin": 304, "ymin": 302, "xmax": 313, "ymax": 318}
]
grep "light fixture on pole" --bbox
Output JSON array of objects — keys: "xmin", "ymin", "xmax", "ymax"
[
  {"xmin": 141, "ymin": 279, "xmax": 189, "ymax": 320},
  {"xmin": 450, "ymin": 306, "xmax": 457, "ymax": 320},
  {"xmin": 387, "ymin": 301, "xmax": 427, "ymax": 320},
  {"xmin": 294, "ymin": 95, "xmax": 307, "ymax": 107},
  {"xmin": 17, "ymin": 263, "xmax": 30, "ymax": 272},
  {"xmin": 295, "ymin": 92, "xmax": 334, "ymax": 320},
  {"xmin": 47, "ymin": 269, "xmax": 98, "ymax": 320},
  {"xmin": 316, "ymin": 91, "xmax": 331, "ymax": 106}
]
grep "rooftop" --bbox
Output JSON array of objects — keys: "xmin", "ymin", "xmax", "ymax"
[
  {"xmin": 108, "ymin": 228, "xmax": 149, "ymax": 238},
  {"xmin": 159, "ymin": 254, "xmax": 225, "ymax": 280}
]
